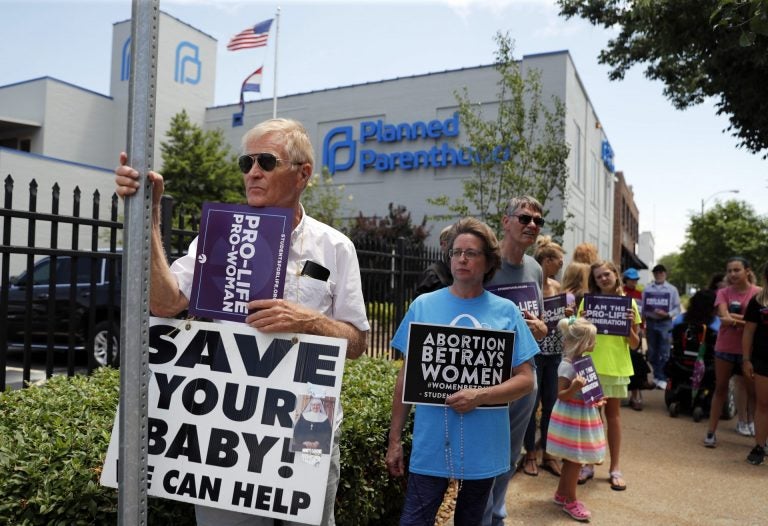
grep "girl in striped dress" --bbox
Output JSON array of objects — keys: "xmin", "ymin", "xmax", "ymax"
[{"xmin": 547, "ymin": 317, "xmax": 606, "ymax": 522}]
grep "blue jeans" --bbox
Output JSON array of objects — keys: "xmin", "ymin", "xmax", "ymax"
[
  {"xmin": 481, "ymin": 377, "xmax": 538, "ymax": 526},
  {"xmin": 646, "ymin": 320, "xmax": 672, "ymax": 382},
  {"xmin": 400, "ymin": 473, "xmax": 493, "ymax": 526},
  {"xmin": 524, "ymin": 353, "xmax": 560, "ymax": 453}
]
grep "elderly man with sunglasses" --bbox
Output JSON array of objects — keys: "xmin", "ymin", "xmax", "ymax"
[
  {"xmin": 114, "ymin": 118, "xmax": 369, "ymax": 526},
  {"xmin": 482, "ymin": 196, "xmax": 547, "ymax": 526}
]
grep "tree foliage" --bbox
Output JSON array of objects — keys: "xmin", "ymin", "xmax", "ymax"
[
  {"xmin": 347, "ymin": 202, "xmax": 430, "ymax": 248},
  {"xmin": 428, "ymin": 32, "xmax": 570, "ymax": 239},
  {"xmin": 160, "ymin": 110, "xmax": 244, "ymax": 222},
  {"xmin": 558, "ymin": 0, "xmax": 768, "ymax": 157},
  {"xmin": 678, "ymin": 200, "xmax": 768, "ymax": 288},
  {"xmin": 301, "ymin": 167, "xmax": 352, "ymax": 229}
]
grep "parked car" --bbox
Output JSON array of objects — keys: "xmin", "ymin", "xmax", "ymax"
[{"xmin": 3, "ymin": 252, "xmax": 121, "ymax": 367}]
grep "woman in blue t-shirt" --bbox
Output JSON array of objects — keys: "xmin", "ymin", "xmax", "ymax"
[{"xmin": 385, "ymin": 217, "xmax": 539, "ymax": 526}]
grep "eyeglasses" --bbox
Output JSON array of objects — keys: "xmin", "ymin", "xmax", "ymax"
[
  {"xmin": 448, "ymin": 248, "xmax": 484, "ymax": 260},
  {"xmin": 511, "ymin": 214, "xmax": 545, "ymax": 227},
  {"xmin": 238, "ymin": 153, "xmax": 303, "ymax": 173}
]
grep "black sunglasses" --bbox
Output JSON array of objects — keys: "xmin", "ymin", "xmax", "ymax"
[
  {"xmin": 511, "ymin": 214, "xmax": 545, "ymax": 227},
  {"xmin": 238, "ymin": 153, "xmax": 302, "ymax": 173}
]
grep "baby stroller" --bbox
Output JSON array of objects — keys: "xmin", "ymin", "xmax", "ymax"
[{"xmin": 664, "ymin": 323, "xmax": 717, "ymax": 422}]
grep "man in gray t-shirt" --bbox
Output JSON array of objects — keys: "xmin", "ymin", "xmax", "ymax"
[{"xmin": 483, "ymin": 196, "xmax": 547, "ymax": 526}]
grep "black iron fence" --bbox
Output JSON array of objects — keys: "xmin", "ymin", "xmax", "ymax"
[{"xmin": 0, "ymin": 175, "xmax": 439, "ymax": 389}]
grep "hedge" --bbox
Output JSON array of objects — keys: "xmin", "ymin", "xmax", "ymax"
[{"xmin": 0, "ymin": 357, "xmax": 412, "ymax": 525}]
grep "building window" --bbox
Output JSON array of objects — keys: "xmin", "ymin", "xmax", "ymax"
[
  {"xmin": 604, "ymin": 172, "xmax": 611, "ymax": 215},
  {"xmin": 20, "ymin": 139, "xmax": 31, "ymax": 152},
  {"xmin": 591, "ymin": 152, "xmax": 599, "ymax": 204},
  {"xmin": 574, "ymin": 122, "xmax": 582, "ymax": 189}
]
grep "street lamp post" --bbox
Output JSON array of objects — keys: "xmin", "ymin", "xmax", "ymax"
[{"xmin": 701, "ymin": 189, "xmax": 740, "ymax": 215}]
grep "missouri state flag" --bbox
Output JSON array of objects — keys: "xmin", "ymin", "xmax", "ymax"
[
  {"xmin": 227, "ymin": 19, "xmax": 273, "ymax": 51},
  {"xmin": 241, "ymin": 67, "xmax": 263, "ymax": 94}
]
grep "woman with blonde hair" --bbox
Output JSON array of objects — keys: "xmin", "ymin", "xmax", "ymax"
[
  {"xmin": 577, "ymin": 260, "xmax": 640, "ymax": 491},
  {"xmin": 520, "ymin": 236, "xmax": 567, "ymax": 477}
]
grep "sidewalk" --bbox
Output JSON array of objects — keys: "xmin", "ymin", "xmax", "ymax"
[{"xmin": 499, "ymin": 388, "xmax": 762, "ymax": 525}]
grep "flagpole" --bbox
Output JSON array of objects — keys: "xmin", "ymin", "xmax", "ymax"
[{"xmin": 272, "ymin": 7, "xmax": 280, "ymax": 118}]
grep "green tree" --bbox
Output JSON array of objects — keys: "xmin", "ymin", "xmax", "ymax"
[
  {"xmin": 678, "ymin": 200, "xmax": 768, "ymax": 288},
  {"xmin": 428, "ymin": 32, "xmax": 570, "ymax": 239},
  {"xmin": 160, "ymin": 110, "xmax": 244, "ymax": 222},
  {"xmin": 301, "ymin": 167, "xmax": 352, "ymax": 229},
  {"xmin": 558, "ymin": 0, "xmax": 768, "ymax": 157},
  {"xmin": 347, "ymin": 203, "xmax": 429, "ymax": 248}
]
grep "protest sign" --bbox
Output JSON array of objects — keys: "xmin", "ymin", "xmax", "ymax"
[
  {"xmin": 643, "ymin": 291, "xmax": 671, "ymax": 315},
  {"xmin": 402, "ymin": 323, "xmax": 515, "ymax": 407},
  {"xmin": 543, "ymin": 294, "xmax": 568, "ymax": 332},
  {"xmin": 582, "ymin": 294, "xmax": 633, "ymax": 336},
  {"xmin": 188, "ymin": 202, "xmax": 292, "ymax": 322},
  {"xmin": 573, "ymin": 355, "xmax": 603, "ymax": 405},
  {"xmin": 101, "ymin": 318, "xmax": 346, "ymax": 525},
  {"xmin": 486, "ymin": 282, "xmax": 540, "ymax": 316}
]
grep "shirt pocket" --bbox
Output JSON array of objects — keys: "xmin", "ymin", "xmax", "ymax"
[{"xmin": 297, "ymin": 274, "xmax": 334, "ymax": 316}]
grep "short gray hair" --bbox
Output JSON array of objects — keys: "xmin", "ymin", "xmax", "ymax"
[{"xmin": 505, "ymin": 195, "xmax": 543, "ymax": 216}]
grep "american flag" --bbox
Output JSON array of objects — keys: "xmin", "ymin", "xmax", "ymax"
[{"xmin": 227, "ymin": 19, "xmax": 274, "ymax": 51}]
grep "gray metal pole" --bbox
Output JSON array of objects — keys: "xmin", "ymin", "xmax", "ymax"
[{"xmin": 118, "ymin": 1, "xmax": 159, "ymax": 524}]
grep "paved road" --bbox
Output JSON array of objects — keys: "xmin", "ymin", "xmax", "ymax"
[{"xmin": 500, "ymin": 388, "xmax": 762, "ymax": 525}]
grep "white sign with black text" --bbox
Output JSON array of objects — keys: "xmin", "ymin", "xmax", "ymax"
[{"xmin": 101, "ymin": 318, "xmax": 347, "ymax": 525}]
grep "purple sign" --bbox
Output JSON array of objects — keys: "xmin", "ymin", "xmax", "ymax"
[
  {"xmin": 543, "ymin": 294, "xmax": 568, "ymax": 332},
  {"xmin": 573, "ymin": 355, "xmax": 603, "ymax": 405},
  {"xmin": 188, "ymin": 202, "xmax": 292, "ymax": 322},
  {"xmin": 487, "ymin": 282, "xmax": 540, "ymax": 316},
  {"xmin": 582, "ymin": 294, "xmax": 632, "ymax": 336},
  {"xmin": 643, "ymin": 291, "xmax": 671, "ymax": 314}
]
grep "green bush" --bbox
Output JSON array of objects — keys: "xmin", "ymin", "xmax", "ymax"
[
  {"xmin": 0, "ymin": 358, "xmax": 412, "ymax": 525},
  {"xmin": 0, "ymin": 368, "xmax": 194, "ymax": 525},
  {"xmin": 337, "ymin": 357, "xmax": 412, "ymax": 526}
]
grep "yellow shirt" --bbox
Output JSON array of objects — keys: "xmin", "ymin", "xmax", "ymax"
[{"xmin": 578, "ymin": 298, "xmax": 641, "ymax": 377}]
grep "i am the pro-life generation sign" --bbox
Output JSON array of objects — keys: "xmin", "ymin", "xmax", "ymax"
[
  {"xmin": 581, "ymin": 295, "xmax": 633, "ymax": 336},
  {"xmin": 402, "ymin": 323, "xmax": 515, "ymax": 407},
  {"xmin": 101, "ymin": 318, "xmax": 347, "ymax": 525},
  {"xmin": 188, "ymin": 202, "xmax": 292, "ymax": 322},
  {"xmin": 572, "ymin": 355, "xmax": 604, "ymax": 405}
]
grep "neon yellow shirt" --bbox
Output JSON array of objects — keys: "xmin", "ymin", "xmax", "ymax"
[{"xmin": 578, "ymin": 298, "xmax": 641, "ymax": 377}]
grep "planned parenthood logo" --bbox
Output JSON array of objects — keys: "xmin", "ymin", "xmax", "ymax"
[
  {"xmin": 321, "ymin": 113, "xmax": 512, "ymax": 175},
  {"xmin": 120, "ymin": 37, "xmax": 202, "ymax": 85}
]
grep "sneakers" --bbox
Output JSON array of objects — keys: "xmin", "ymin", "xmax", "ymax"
[
  {"xmin": 553, "ymin": 492, "xmax": 568, "ymax": 506},
  {"xmin": 736, "ymin": 421, "xmax": 753, "ymax": 437},
  {"xmin": 562, "ymin": 499, "xmax": 592, "ymax": 522},
  {"xmin": 654, "ymin": 379, "xmax": 668, "ymax": 390},
  {"xmin": 704, "ymin": 432, "xmax": 717, "ymax": 448},
  {"xmin": 749, "ymin": 421, "xmax": 756, "ymax": 436},
  {"xmin": 747, "ymin": 445, "xmax": 765, "ymax": 465}
]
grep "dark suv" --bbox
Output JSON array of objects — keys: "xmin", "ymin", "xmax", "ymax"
[{"xmin": 3, "ymin": 253, "xmax": 121, "ymax": 367}]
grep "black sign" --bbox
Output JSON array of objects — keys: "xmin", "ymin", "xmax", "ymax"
[{"xmin": 403, "ymin": 323, "xmax": 515, "ymax": 407}]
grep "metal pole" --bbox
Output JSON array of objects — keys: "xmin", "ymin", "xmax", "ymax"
[
  {"xmin": 118, "ymin": 1, "xmax": 159, "ymax": 524},
  {"xmin": 272, "ymin": 7, "xmax": 280, "ymax": 118}
]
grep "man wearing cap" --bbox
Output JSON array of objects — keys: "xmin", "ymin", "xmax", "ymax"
[{"xmin": 642, "ymin": 264, "xmax": 681, "ymax": 390}]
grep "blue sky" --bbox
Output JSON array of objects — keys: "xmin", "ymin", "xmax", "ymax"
[{"xmin": 1, "ymin": 0, "xmax": 765, "ymax": 260}]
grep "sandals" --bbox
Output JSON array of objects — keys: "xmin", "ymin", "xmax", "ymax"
[
  {"xmin": 541, "ymin": 457, "xmax": 562, "ymax": 477},
  {"xmin": 562, "ymin": 499, "xmax": 592, "ymax": 522},
  {"xmin": 553, "ymin": 491, "xmax": 568, "ymax": 506},
  {"xmin": 522, "ymin": 456, "xmax": 538, "ymax": 476},
  {"xmin": 609, "ymin": 470, "xmax": 627, "ymax": 491},
  {"xmin": 577, "ymin": 464, "xmax": 594, "ymax": 485}
]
